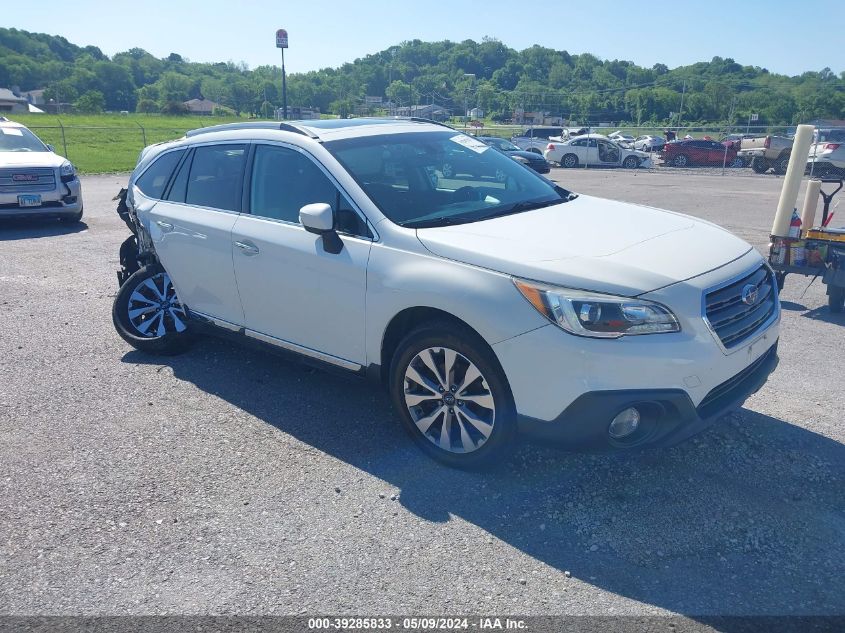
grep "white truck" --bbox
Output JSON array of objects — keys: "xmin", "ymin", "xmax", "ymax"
[{"xmin": 738, "ymin": 135, "xmax": 793, "ymax": 174}]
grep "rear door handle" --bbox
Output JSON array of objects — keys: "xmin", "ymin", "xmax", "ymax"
[
  {"xmin": 234, "ymin": 240, "xmax": 259, "ymax": 255},
  {"xmin": 155, "ymin": 220, "xmax": 173, "ymax": 231}
]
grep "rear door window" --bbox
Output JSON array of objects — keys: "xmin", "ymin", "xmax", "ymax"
[{"xmin": 185, "ymin": 144, "xmax": 248, "ymax": 212}]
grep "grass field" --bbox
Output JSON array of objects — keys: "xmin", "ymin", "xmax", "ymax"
[{"xmin": 10, "ymin": 113, "xmax": 243, "ymax": 173}]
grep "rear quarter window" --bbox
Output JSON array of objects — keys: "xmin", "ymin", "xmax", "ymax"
[{"xmin": 135, "ymin": 150, "xmax": 185, "ymax": 199}]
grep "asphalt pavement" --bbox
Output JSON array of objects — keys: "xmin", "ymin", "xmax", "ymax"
[{"xmin": 1, "ymin": 170, "xmax": 843, "ymax": 625}]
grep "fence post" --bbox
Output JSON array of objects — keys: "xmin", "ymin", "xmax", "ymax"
[
  {"xmin": 59, "ymin": 121, "xmax": 68, "ymax": 159},
  {"xmin": 136, "ymin": 122, "xmax": 147, "ymax": 148}
]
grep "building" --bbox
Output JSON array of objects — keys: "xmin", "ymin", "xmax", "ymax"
[
  {"xmin": 22, "ymin": 89, "xmax": 46, "ymax": 106},
  {"xmin": 275, "ymin": 107, "xmax": 321, "ymax": 120},
  {"xmin": 807, "ymin": 119, "xmax": 845, "ymax": 129},
  {"xmin": 183, "ymin": 98, "xmax": 220, "ymax": 115},
  {"xmin": 0, "ymin": 88, "xmax": 29, "ymax": 113},
  {"xmin": 512, "ymin": 109, "xmax": 564, "ymax": 126},
  {"xmin": 392, "ymin": 104, "xmax": 450, "ymax": 121},
  {"xmin": 468, "ymin": 107, "xmax": 484, "ymax": 119}
]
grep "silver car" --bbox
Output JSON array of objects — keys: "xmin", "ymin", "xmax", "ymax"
[{"xmin": 0, "ymin": 117, "xmax": 83, "ymax": 223}]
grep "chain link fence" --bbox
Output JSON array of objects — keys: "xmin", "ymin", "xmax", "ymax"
[
  {"xmin": 24, "ymin": 123, "xmax": 194, "ymax": 173},
  {"xmin": 20, "ymin": 119, "xmax": 839, "ymax": 176}
]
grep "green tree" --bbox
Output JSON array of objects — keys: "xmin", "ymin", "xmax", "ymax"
[{"xmin": 75, "ymin": 89, "xmax": 105, "ymax": 113}]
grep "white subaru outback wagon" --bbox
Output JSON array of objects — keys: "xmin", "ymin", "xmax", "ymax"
[{"xmin": 112, "ymin": 118, "xmax": 779, "ymax": 467}]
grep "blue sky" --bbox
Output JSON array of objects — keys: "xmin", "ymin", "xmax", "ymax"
[{"xmin": 5, "ymin": 0, "xmax": 843, "ymax": 77}]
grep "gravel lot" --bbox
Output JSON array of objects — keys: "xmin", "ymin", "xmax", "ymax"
[{"xmin": 1, "ymin": 169, "xmax": 843, "ymax": 625}]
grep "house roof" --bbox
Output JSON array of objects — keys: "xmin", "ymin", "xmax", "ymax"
[
  {"xmin": 0, "ymin": 88, "xmax": 27, "ymax": 103},
  {"xmin": 183, "ymin": 98, "xmax": 219, "ymax": 111}
]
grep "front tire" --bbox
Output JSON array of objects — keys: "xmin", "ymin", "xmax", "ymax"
[
  {"xmin": 622, "ymin": 156, "xmax": 639, "ymax": 169},
  {"xmin": 774, "ymin": 155, "xmax": 790, "ymax": 175},
  {"xmin": 59, "ymin": 207, "xmax": 83, "ymax": 223},
  {"xmin": 112, "ymin": 264, "xmax": 193, "ymax": 355},
  {"xmin": 389, "ymin": 321, "xmax": 517, "ymax": 468}
]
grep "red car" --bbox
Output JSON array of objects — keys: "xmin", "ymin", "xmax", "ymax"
[{"xmin": 661, "ymin": 139, "xmax": 741, "ymax": 167}]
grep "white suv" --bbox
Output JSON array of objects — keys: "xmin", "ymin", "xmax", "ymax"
[
  {"xmin": 112, "ymin": 118, "xmax": 780, "ymax": 467},
  {"xmin": 0, "ymin": 117, "xmax": 83, "ymax": 222}
]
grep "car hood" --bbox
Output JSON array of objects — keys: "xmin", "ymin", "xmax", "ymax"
[
  {"xmin": 415, "ymin": 194, "xmax": 752, "ymax": 296},
  {"xmin": 0, "ymin": 151, "xmax": 65, "ymax": 168},
  {"xmin": 509, "ymin": 150, "xmax": 547, "ymax": 161}
]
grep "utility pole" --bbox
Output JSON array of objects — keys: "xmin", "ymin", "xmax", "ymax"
[
  {"xmin": 463, "ymin": 73, "xmax": 475, "ymax": 131},
  {"xmin": 677, "ymin": 79, "xmax": 686, "ymax": 132},
  {"xmin": 276, "ymin": 29, "xmax": 289, "ymax": 119}
]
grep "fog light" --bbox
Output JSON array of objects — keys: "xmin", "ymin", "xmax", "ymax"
[{"xmin": 609, "ymin": 407, "xmax": 640, "ymax": 439}]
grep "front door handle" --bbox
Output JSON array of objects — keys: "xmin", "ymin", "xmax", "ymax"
[
  {"xmin": 234, "ymin": 240, "xmax": 259, "ymax": 255},
  {"xmin": 155, "ymin": 220, "xmax": 173, "ymax": 231}
]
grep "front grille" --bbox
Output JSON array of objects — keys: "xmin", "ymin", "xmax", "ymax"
[
  {"xmin": 704, "ymin": 265, "xmax": 777, "ymax": 349},
  {"xmin": 0, "ymin": 167, "xmax": 56, "ymax": 193}
]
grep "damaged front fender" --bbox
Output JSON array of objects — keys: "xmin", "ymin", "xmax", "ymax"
[{"xmin": 114, "ymin": 187, "xmax": 157, "ymax": 286}]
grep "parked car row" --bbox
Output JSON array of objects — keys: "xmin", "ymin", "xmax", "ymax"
[{"xmin": 506, "ymin": 125, "xmax": 845, "ymax": 175}]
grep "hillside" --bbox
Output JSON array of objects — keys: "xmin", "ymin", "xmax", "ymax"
[{"xmin": 1, "ymin": 27, "xmax": 843, "ymax": 125}]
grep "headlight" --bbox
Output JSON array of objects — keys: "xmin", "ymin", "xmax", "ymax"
[
  {"xmin": 513, "ymin": 278, "xmax": 680, "ymax": 338},
  {"xmin": 512, "ymin": 155, "xmax": 529, "ymax": 164},
  {"xmin": 59, "ymin": 161, "xmax": 76, "ymax": 180}
]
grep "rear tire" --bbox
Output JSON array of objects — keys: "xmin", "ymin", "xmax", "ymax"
[
  {"xmin": 561, "ymin": 153, "xmax": 578, "ymax": 168},
  {"xmin": 673, "ymin": 154, "xmax": 689, "ymax": 167},
  {"xmin": 389, "ymin": 321, "xmax": 517, "ymax": 469},
  {"xmin": 112, "ymin": 264, "xmax": 193, "ymax": 355},
  {"xmin": 751, "ymin": 156, "xmax": 770, "ymax": 174}
]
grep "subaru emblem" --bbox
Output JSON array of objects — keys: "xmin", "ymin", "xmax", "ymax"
[{"xmin": 741, "ymin": 284, "xmax": 759, "ymax": 306}]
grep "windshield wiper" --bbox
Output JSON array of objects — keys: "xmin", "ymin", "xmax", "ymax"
[
  {"xmin": 473, "ymin": 196, "xmax": 574, "ymax": 222},
  {"xmin": 403, "ymin": 215, "xmax": 477, "ymax": 229}
]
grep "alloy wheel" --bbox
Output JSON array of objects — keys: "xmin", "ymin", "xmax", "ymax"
[
  {"xmin": 127, "ymin": 272, "xmax": 187, "ymax": 338},
  {"xmin": 403, "ymin": 346, "xmax": 496, "ymax": 454}
]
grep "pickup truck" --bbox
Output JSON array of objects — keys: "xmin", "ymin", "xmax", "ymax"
[{"xmin": 737, "ymin": 135, "xmax": 793, "ymax": 174}]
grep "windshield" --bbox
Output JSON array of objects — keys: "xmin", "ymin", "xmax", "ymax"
[
  {"xmin": 326, "ymin": 130, "xmax": 574, "ymax": 229},
  {"xmin": 0, "ymin": 127, "xmax": 49, "ymax": 152},
  {"xmin": 482, "ymin": 137, "xmax": 520, "ymax": 152}
]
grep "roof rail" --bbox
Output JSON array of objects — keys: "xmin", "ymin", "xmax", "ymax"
[
  {"xmin": 405, "ymin": 116, "xmax": 455, "ymax": 130},
  {"xmin": 185, "ymin": 121, "xmax": 319, "ymax": 139}
]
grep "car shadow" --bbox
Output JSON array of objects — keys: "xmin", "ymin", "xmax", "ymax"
[
  {"xmin": 122, "ymin": 337, "xmax": 845, "ymax": 625},
  {"xmin": 802, "ymin": 305, "xmax": 845, "ymax": 325},
  {"xmin": 0, "ymin": 218, "xmax": 88, "ymax": 240},
  {"xmin": 778, "ymin": 300, "xmax": 808, "ymax": 311}
]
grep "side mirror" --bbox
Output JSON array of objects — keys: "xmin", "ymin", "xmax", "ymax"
[
  {"xmin": 300, "ymin": 203, "xmax": 334, "ymax": 234},
  {"xmin": 46, "ymin": 144, "xmax": 55, "ymax": 152},
  {"xmin": 299, "ymin": 203, "xmax": 343, "ymax": 254}
]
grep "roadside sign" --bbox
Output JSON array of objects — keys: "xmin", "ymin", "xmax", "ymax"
[
  {"xmin": 750, "ymin": 113, "xmax": 759, "ymax": 121},
  {"xmin": 276, "ymin": 29, "xmax": 288, "ymax": 49}
]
